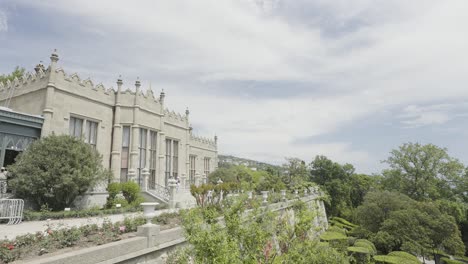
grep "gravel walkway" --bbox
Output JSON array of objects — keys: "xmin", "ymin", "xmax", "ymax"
[{"xmin": 0, "ymin": 208, "xmax": 178, "ymax": 240}]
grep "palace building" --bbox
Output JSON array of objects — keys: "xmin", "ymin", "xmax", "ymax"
[{"xmin": 0, "ymin": 51, "xmax": 217, "ymax": 206}]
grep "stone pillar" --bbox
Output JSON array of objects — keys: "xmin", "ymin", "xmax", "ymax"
[
  {"xmin": 110, "ymin": 77, "xmax": 123, "ymax": 181},
  {"xmin": 141, "ymin": 168, "xmax": 150, "ymax": 191},
  {"xmin": 180, "ymin": 173, "xmax": 187, "ymax": 190},
  {"xmin": 158, "ymin": 132, "xmax": 166, "ymax": 185},
  {"xmin": 137, "ymin": 202, "xmax": 160, "ymax": 247},
  {"xmin": 168, "ymin": 178, "xmax": 177, "ymax": 209},
  {"xmin": 195, "ymin": 172, "xmax": 201, "ymax": 186},
  {"xmin": 128, "ymin": 125, "xmax": 139, "ymax": 182},
  {"xmin": 41, "ymin": 50, "xmax": 59, "ymax": 137}
]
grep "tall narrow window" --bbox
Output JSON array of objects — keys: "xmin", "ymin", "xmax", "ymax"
[
  {"xmin": 69, "ymin": 117, "xmax": 83, "ymax": 138},
  {"xmin": 165, "ymin": 139, "xmax": 171, "ymax": 185},
  {"xmin": 85, "ymin": 120, "xmax": 98, "ymax": 149},
  {"xmin": 121, "ymin": 126, "xmax": 130, "ymax": 182},
  {"xmin": 149, "ymin": 131, "xmax": 157, "ymax": 188},
  {"xmin": 204, "ymin": 157, "xmax": 210, "ymax": 177},
  {"xmin": 189, "ymin": 155, "xmax": 196, "ymax": 185},
  {"xmin": 165, "ymin": 138, "xmax": 179, "ymax": 185},
  {"xmin": 138, "ymin": 128, "xmax": 148, "ymax": 186},
  {"xmin": 173, "ymin": 141, "xmax": 178, "ymax": 179}
]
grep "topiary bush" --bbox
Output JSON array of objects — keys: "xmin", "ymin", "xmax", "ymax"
[
  {"xmin": 8, "ymin": 135, "xmax": 110, "ymax": 210},
  {"xmin": 387, "ymin": 251, "xmax": 419, "ymax": 263},
  {"xmin": 354, "ymin": 239, "xmax": 377, "ymax": 255},
  {"xmin": 440, "ymin": 257, "xmax": 465, "ymax": 264},
  {"xmin": 347, "ymin": 246, "xmax": 371, "ymax": 264}
]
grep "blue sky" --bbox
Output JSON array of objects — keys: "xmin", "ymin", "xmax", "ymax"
[{"xmin": 1, "ymin": 0, "xmax": 468, "ymax": 174}]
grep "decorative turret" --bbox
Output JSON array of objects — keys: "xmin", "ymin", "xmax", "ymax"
[
  {"xmin": 50, "ymin": 49, "xmax": 59, "ymax": 63},
  {"xmin": 34, "ymin": 62, "xmax": 45, "ymax": 73},
  {"xmin": 135, "ymin": 77, "xmax": 141, "ymax": 92},
  {"xmin": 214, "ymin": 135, "xmax": 218, "ymax": 145},
  {"xmin": 134, "ymin": 77, "xmax": 141, "ymax": 105},
  {"xmin": 116, "ymin": 75, "xmax": 123, "ymax": 92},
  {"xmin": 185, "ymin": 107, "xmax": 190, "ymax": 116},
  {"xmin": 160, "ymin": 89, "xmax": 165, "ymax": 104}
]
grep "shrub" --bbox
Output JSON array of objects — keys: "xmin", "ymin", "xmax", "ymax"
[
  {"xmin": 120, "ymin": 181, "xmax": 142, "ymax": 205},
  {"xmin": 373, "ymin": 255, "xmax": 420, "ymax": 264},
  {"xmin": 347, "ymin": 247, "xmax": 371, "ymax": 264},
  {"xmin": 354, "ymin": 239, "xmax": 377, "ymax": 255},
  {"xmin": 441, "ymin": 257, "xmax": 465, "ymax": 264},
  {"xmin": 387, "ymin": 251, "xmax": 419, "ymax": 263},
  {"xmin": 105, "ymin": 182, "xmax": 122, "ymax": 208},
  {"xmin": 8, "ymin": 135, "xmax": 110, "ymax": 210}
]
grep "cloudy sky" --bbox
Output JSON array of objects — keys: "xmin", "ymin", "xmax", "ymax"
[{"xmin": 1, "ymin": 1, "xmax": 468, "ymax": 174}]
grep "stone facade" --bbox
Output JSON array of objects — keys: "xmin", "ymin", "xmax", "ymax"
[{"xmin": 0, "ymin": 51, "xmax": 218, "ymax": 195}]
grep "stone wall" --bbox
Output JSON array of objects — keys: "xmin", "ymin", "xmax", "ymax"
[{"xmin": 21, "ymin": 194, "xmax": 327, "ymax": 264}]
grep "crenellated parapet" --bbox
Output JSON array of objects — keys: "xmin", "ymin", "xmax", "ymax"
[
  {"xmin": 190, "ymin": 134, "xmax": 217, "ymax": 150},
  {"xmin": 163, "ymin": 107, "xmax": 189, "ymax": 127},
  {"xmin": 0, "ymin": 68, "xmax": 50, "ymax": 101},
  {"xmin": 52, "ymin": 68, "xmax": 115, "ymax": 105}
]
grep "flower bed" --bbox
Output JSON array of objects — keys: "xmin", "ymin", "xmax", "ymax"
[{"xmin": 0, "ymin": 212, "xmax": 180, "ymax": 264}]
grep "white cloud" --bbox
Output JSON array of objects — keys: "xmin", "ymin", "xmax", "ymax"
[
  {"xmin": 399, "ymin": 103, "xmax": 468, "ymax": 128},
  {"xmin": 0, "ymin": 10, "xmax": 8, "ymax": 32}
]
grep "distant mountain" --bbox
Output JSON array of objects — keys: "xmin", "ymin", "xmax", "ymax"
[{"xmin": 218, "ymin": 154, "xmax": 283, "ymax": 172}]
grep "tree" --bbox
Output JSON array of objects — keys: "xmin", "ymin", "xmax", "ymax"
[
  {"xmin": 282, "ymin": 157, "xmax": 309, "ymax": 189},
  {"xmin": 309, "ymin": 155, "xmax": 356, "ymax": 218},
  {"xmin": 382, "ymin": 143, "xmax": 465, "ymax": 201},
  {"xmin": 8, "ymin": 135, "xmax": 109, "ymax": 210},
  {"xmin": 0, "ymin": 66, "xmax": 25, "ymax": 83},
  {"xmin": 355, "ymin": 191, "xmax": 465, "ymax": 259}
]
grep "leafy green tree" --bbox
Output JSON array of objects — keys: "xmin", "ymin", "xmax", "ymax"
[
  {"xmin": 382, "ymin": 202, "xmax": 465, "ymax": 258},
  {"xmin": 8, "ymin": 135, "xmax": 109, "ymax": 210},
  {"xmin": 282, "ymin": 157, "xmax": 309, "ymax": 188},
  {"xmin": 309, "ymin": 155, "xmax": 356, "ymax": 217},
  {"xmin": 349, "ymin": 174, "xmax": 379, "ymax": 208},
  {"xmin": 0, "ymin": 66, "xmax": 25, "ymax": 83},
  {"xmin": 355, "ymin": 191, "xmax": 414, "ymax": 233},
  {"xmin": 355, "ymin": 191, "xmax": 465, "ymax": 258},
  {"xmin": 382, "ymin": 143, "xmax": 465, "ymax": 201}
]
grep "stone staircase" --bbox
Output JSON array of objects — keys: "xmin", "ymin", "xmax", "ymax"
[{"xmin": 142, "ymin": 184, "xmax": 196, "ymax": 208}]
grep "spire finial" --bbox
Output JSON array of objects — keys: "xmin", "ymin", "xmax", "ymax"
[
  {"xmin": 160, "ymin": 89, "xmax": 166, "ymax": 101},
  {"xmin": 116, "ymin": 75, "xmax": 123, "ymax": 91},
  {"xmin": 135, "ymin": 77, "xmax": 141, "ymax": 90},
  {"xmin": 50, "ymin": 49, "xmax": 59, "ymax": 63},
  {"xmin": 185, "ymin": 107, "xmax": 190, "ymax": 116}
]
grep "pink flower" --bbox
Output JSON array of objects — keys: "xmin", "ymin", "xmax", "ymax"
[
  {"xmin": 119, "ymin": 226, "xmax": 126, "ymax": 232},
  {"xmin": 7, "ymin": 244, "xmax": 14, "ymax": 250}
]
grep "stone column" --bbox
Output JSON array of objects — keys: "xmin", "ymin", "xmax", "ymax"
[
  {"xmin": 168, "ymin": 178, "xmax": 177, "ymax": 209},
  {"xmin": 41, "ymin": 50, "xmax": 59, "ymax": 137},
  {"xmin": 158, "ymin": 132, "xmax": 166, "ymax": 185},
  {"xmin": 128, "ymin": 125, "xmax": 139, "ymax": 182},
  {"xmin": 195, "ymin": 172, "xmax": 201, "ymax": 186},
  {"xmin": 110, "ymin": 77, "xmax": 123, "ymax": 181},
  {"xmin": 141, "ymin": 168, "xmax": 150, "ymax": 191}
]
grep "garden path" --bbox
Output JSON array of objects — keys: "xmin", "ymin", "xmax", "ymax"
[{"xmin": 0, "ymin": 208, "xmax": 178, "ymax": 240}]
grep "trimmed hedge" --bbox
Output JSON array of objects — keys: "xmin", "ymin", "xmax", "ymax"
[
  {"xmin": 354, "ymin": 240, "xmax": 377, "ymax": 255},
  {"xmin": 441, "ymin": 257, "xmax": 465, "ymax": 264},
  {"xmin": 387, "ymin": 251, "xmax": 419, "ymax": 263},
  {"xmin": 330, "ymin": 217, "xmax": 358, "ymax": 228},
  {"xmin": 328, "ymin": 225, "xmax": 346, "ymax": 235},
  {"xmin": 373, "ymin": 255, "xmax": 419, "ymax": 264},
  {"xmin": 347, "ymin": 246, "xmax": 370, "ymax": 254},
  {"xmin": 320, "ymin": 231, "xmax": 348, "ymax": 241}
]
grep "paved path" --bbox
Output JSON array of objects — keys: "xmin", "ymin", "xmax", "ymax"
[{"xmin": 0, "ymin": 208, "xmax": 178, "ymax": 240}]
